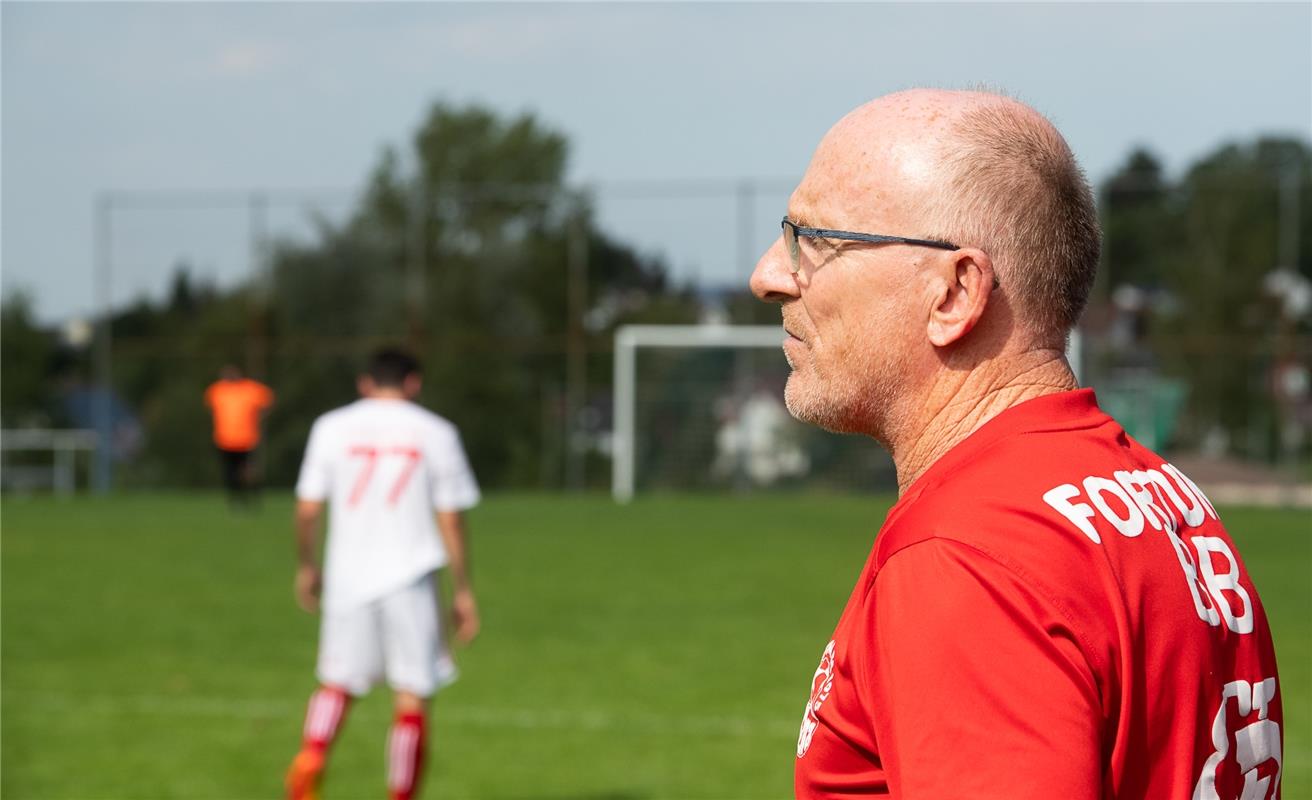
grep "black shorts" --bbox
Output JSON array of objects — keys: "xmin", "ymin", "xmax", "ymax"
[{"xmin": 217, "ymin": 447, "xmax": 252, "ymax": 491}]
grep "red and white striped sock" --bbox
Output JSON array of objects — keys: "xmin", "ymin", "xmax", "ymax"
[
  {"xmin": 301, "ymin": 686, "xmax": 351, "ymax": 753},
  {"xmin": 386, "ymin": 711, "xmax": 427, "ymax": 800}
]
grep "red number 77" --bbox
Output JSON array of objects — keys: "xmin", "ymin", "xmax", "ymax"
[{"xmin": 347, "ymin": 446, "xmax": 422, "ymax": 507}]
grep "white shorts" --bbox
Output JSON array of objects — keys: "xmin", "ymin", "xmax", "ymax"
[{"xmin": 316, "ymin": 572, "xmax": 458, "ymax": 698}]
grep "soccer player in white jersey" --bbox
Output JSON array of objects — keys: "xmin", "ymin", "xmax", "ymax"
[{"xmin": 285, "ymin": 348, "xmax": 481, "ymax": 800}]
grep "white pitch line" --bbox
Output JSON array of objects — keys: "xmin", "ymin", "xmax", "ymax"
[{"xmin": 19, "ymin": 692, "xmax": 795, "ymax": 739}]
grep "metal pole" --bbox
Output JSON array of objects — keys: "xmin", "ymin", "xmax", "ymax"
[
  {"xmin": 609, "ymin": 325, "xmax": 796, "ymax": 503},
  {"xmin": 612, "ymin": 327, "xmax": 636, "ymax": 503},
  {"xmin": 1096, "ymin": 186, "xmax": 1112, "ymax": 306},
  {"xmin": 1278, "ymin": 169, "xmax": 1301, "ymax": 271},
  {"xmin": 1276, "ymin": 168, "xmax": 1302, "ymax": 474},
  {"xmin": 93, "ymin": 193, "xmax": 114, "ymax": 494},
  {"xmin": 732, "ymin": 349, "xmax": 750, "ymax": 493},
  {"xmin": 540, "ymin": 381, "xmax": 555, "ymax": 489},
  {"xmin": 248, "ymin": 191, "xmax": 269, "ymax": 379},
  {"xmin": 565, "ymin": 199, "xmax": 588, "ymax": 491},
  {"xmin": 54, "ymin": 436, "xmax": 73, "ymax": 497},
  {"xmin": 250, "ymin": 190, "xmax": 269, "ymax": 297},
  {"xmin": 408, "ymin": 179, "xmax": 428, "ymax": 349}
]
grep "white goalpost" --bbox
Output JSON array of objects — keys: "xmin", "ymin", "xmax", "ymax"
[
  {"xmin": 611, "ymin": 324, "xmax": 1083, "ymax": 503},
  {"xmin": 612, "ymin": 324, "xmax": 784, "ymax": 502}
]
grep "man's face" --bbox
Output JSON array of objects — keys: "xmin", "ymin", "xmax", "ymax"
[{"xmin": 750, "ymin": 108, "xmax": 939, "ymax": 439}]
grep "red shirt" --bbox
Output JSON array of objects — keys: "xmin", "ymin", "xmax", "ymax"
[{"xmin": 795, "ymin": 389, "xmax": 1282, "ymax": 800}]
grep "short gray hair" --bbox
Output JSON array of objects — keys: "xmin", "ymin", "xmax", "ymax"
[{"xmin": 926, "ymin": 101, "xmax": 1101, "ymax": 341}]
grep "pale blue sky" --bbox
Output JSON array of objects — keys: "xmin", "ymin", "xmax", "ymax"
[{"xmin": 3, "ymin": 2, "xmax": 1310, "ymax": 322}]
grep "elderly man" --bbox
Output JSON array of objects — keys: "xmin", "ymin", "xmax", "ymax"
[{"xmin": 752, "ymin": 90, "xmax": 1283, "ymax": 799}]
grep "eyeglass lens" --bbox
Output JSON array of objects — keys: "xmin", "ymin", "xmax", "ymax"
[{"xmin": 782, "ymin": 220, "xmax": 800, "ymax": 273}]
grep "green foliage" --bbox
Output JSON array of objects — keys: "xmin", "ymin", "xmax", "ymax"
[
  {"xmin": 112, "ymin": 276, "xmax": 257, "ymax": 487},
  {"xmin": 0, "ymin": 291, "xmax": 59, "ymax": 427},
  {"xmin": 1099, "ymin": 137, "xmax": 1312, "ymax": 457},
  {"xmin": 1101, "ymin": 148, "xmax": 1172, "ymax": 289},
  {"xmin": 264, "ymin": 102, "xmax": 699, "ymax": 488},
  {"xmin": 104, "ymin": 102, "xmax": 695, "ymax": 488}
]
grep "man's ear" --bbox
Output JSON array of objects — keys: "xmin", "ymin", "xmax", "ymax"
[
  {"xmin": 403, "ymin": 374, "xmax": 423, "ymax": 400},
  {"xmin": 357, "ymin": 375, "xmax": 374, "ymax": 398},
  {"xmin": 926, "ymin": 248, "xmax": 994, "ymax": 348}
]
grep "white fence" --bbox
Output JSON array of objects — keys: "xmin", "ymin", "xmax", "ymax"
[{"xmin": 1, "ymin": 429, "xmax": 99, "ymax": 496}]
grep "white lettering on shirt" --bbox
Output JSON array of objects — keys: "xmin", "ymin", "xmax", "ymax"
[
  {"xmin": 1163, "ymin": 462, "xmax": 1219, "ymax": 521},
  {"xmin": 1145, "ymin": 467, "xmax": 1206, "ymax": 527},
  {"xmin": 1115, "ymin": 470, "xmax": 1175, "ymax": 532},
  {"xmin": 1042, "ymin": 462, "xmax": 1249, "ymax": 634},
  {"xmin": 1167, "ymin": 524, "xmax": 1221, "ymax": 626},
  {"xmin": 1043, "ymin": 484, "xmax": 1101, "ymax": 544},
  {"xmin": 1193, "ymin": 536, "xmax": 1254, "ymax": 635},
  {"xmin": 1083, "ymin": 476, "xmax": 1145, "ymax": 537}
]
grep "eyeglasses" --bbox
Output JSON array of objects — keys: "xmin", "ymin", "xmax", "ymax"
[{"xmin": 781, "ymin": 217, "xmax": 958, "ymax": 274}]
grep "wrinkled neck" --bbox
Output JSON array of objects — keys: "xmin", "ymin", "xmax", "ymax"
[{"xmin": 887, "ymin": 348, "xmax": 1077, "ymax": 494}]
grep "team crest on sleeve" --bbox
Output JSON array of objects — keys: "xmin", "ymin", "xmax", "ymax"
[
  {"xmin": 1193, "ymin": 677, "xmax": 1282, "ymax": 800},
  {"xmin": 797, "ymin": 640, "xmax": 837, "ymax": 758}
]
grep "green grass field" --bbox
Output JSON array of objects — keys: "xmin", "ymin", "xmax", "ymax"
[{"xmin": 3, "ymin": 493, "xmax": 1309, "ymax": 799}]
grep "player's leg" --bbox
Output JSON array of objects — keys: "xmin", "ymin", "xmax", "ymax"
[
  {"xmin": 287, "ymin": 602, "xmax": 383, "ymax": 800},
  {"xmin": 233, "ymin": 449, "xmax": 253, "ymax": 506},
  {"xmin": 386, "ymin": 691, "xmax": 429, "ymax": 800},
  {"xmin": 218, "ymin": 448, "xmax": 241, "ymax": 505},
  {"xmin": 286, "ymin": 684, "xmax": 349, "ymax": 800},
  {"xmin": 243, "ymin": 446, "xmax": 264, "ymax": 508},
  {"xmin": 380, "ymin": 573, "xmax": 456, "ymax": 800}
]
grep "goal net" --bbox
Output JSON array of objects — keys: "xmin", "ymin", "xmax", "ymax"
[
  {"xmin": 611, "ymin": 324, "xmax": 1083, "ymax": 502},
  {"xmin": 611, "ymin": 325, "xmax": 892, "ymax": 501}
]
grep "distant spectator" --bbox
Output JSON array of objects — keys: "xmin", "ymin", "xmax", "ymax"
[{"xmin": 204, "ymin": 364, "xmax": 274, "ymax": 507}]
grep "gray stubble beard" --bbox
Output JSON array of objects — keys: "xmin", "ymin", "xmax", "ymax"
[{"xmin": 783, "ymin": 351, "xmax": 907, "ymax": 450}]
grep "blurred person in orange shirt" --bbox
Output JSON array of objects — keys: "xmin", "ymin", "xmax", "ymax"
[{"xmin": 204, "ymin": 364, "xmax": 275, "ymax": 507}]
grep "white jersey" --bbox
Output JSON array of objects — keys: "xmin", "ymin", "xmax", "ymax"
[{"xmin": 295, "ymin": 398, "xmax": 480, "ymax": 612}]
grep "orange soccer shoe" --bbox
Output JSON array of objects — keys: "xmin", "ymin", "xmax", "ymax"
[{"xmin": 285, "ymin": 749, "xmax": 325, "ymax": 800}]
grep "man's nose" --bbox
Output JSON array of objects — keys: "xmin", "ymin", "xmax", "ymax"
[{"xmin": 749, "ymin": 237, "xmax": 799, "ymax": 304}]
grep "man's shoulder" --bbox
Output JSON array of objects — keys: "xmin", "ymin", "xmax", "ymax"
[
  {"xmin": 352, "ymin": 400, "xmax": 462, "ymax": 439},
  {"xmin": 404, "ymin": 404, "xmax": 461, "ymax": 439},
  {"xmin": 866, "ymin": 455, "xmax": 1115, "ymax": 665},
  {"xmin": 872, "ymin": 425, "xmax": 1121, "ymax": 573},
  {"xmin": 869, "ymin": 411, "xmax": 1206, "ymax": 595}
]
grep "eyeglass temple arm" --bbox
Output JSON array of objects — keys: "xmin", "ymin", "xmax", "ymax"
[{"xmin": 785, "ymin": 219, "xmax": 957, "ymax": 251}]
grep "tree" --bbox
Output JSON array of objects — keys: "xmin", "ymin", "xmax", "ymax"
[
  {"xmin": 259, "ymin": 102, "xmax": 693, "ymax": 487},
  {"xmin": 1100, "ymin": 137, "xmax": 1312, "ymax": 459},
  {"xmin": 100, "ymin": 102, "xmax": 692, "ymax": 488},
  {"xmin": 1101, "ymin": 148, "xmax": 1173, "ymax": 292},
  {"xmin": 1, "ymin": 292, "xmax": 58, "ymax": 428}
]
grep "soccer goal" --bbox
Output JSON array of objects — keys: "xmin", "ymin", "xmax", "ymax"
[
  {"xmin": 611, "ymin": 324, "xmax": 1083, "ymax": 503},
  {"xmin": 612, "ymin": 324, "xmax": 895, "ymax": 502}
]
